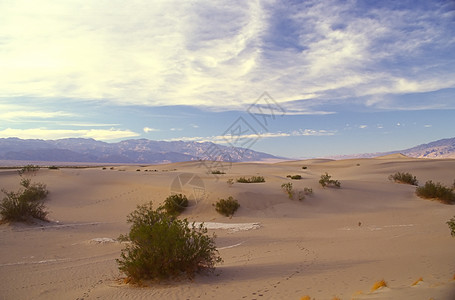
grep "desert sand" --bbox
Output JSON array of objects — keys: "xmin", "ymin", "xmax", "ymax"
[{"xmin": 1, "ymin": 156, "xmax": 455, "ymax": 299}]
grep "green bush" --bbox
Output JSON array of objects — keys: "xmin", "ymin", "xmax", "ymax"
[
  {"xmin": 211, "ymin": 170, "xmax": 226, "ymax": 175},
  {"xmin": 447, "ymin": 216, "xmax": 455, "ymax": 237},
  {"xmin": 416, "ymin": 181, "xmax": 455, "ymax": 204},
  {"xmin": 117, "ymin": 202, "xmax": 222, "ymax": 282},
  {"xmin": 388, "ymin": 172, "xmax": 418, "ymax": 186},
  {"xmin": 161, "ymin": 194, "xmax": 189, "ymax": 216},
  {"xmin": 236, "ymin": 176, "xmax": 265, "ymax": 183},
  {"xmin": 18, "ymin": 164, "xmax": 40, "ymax": 176},
  {"xmin": 281, "ymin": 182, "xmax": 294, "ymax": 199},
  {"xmin": 281, "ymin": 183, "xmax": 313, "ymax": 201},
  {"xmin": 215, "ymin": 196, "xmax": 240, "ymax": 217},
  {"xmin": 0, "ymin": 178, "xmax": 49, "ymax": 222},
  {"xmin": 319, "ymin": 173, "xmax": 341, "ymax": 188}
]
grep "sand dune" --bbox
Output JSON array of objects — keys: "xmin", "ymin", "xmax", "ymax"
[{"xmin": 1, "ymin": 157, "xmax": 455, "ymax": 299}]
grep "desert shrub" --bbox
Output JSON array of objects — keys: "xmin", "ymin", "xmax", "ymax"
[
  {"xmin": 215, "ymin": 196, "xmax": 240, "ymax": 217},
  {"xmin": 302, "ymin": 166, "xmax": 307, "ymax": 170},
  {"xmin": 281, "ymin": 183, "xmax": 313, "ymax": 201},
  {"xmin": 226, "ymin": 178, "xmax": 234, "ymax": 187},
  {"xmin": 0, "ymin": 178, "xmax": 49, "ymax": 222},
  {"xmin": 48, "ymin": 166, "xmax": 59, "ymax": 170},
  {"xmin": 287, "ymin": 175, "xmax": 302, "ymax": 180},
  {"xmin": 371, "ymin": 279, "xmax": 387, "ymax": 291},
  {"xmin": 416, "ymin": 181, "xmax": 455, "ymax": 204},
  {"xmin": 319, "ymin": 173, "xmax": 341, "ymax": 188},
  {"xmin": 136, "ymin": 169, "xmax": 141, "ymax": 172},
  {"xmin": 448, "ymin": 217, "xmax": 455, "ymax": 237},
  {"xmin": 18, "ymin": 164, "xmax": 40, "ymax": 176},
  {"xmin": 388, "ymin": 172, "xmax": 418, "ymax": 185},
  {"xmin": 281, "ymin": 182, "xmax": 294, "ymax": 199},
  {"xmin": 211, "ymin": 170, "xmax": 226, "ymax": 175},
  {"xmin": 117, "ymin": 202, "xmax": 222, "ymax": 282},
  {"xmin": 102, "ymin": 167, "xmax": 107, "ymax": 170},
  {"xmin": 161, "ymin": 194, "xmax": 189, "ymax": 216},
  {"xmin": 236, "ymin": 176, "xmax": 265, "ymax": 183}
]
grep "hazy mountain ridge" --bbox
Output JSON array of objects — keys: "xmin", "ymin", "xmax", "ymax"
[
  {"xmin": 0, "ymin": 138, "xmax": 280, "ymax": 164},
  {"xmin": 327, "ymin": 137, "xmax": 455, "ymax": 160}
]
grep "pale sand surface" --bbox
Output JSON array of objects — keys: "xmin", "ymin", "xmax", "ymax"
[{"xmin": 1, "ymin": 157, "xmax": 454, "ymax": 299}]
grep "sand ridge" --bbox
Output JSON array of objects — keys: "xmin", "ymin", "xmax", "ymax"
[{"xmin": 0, "ymin": 157, "xmax": 455, "ymax": 299}]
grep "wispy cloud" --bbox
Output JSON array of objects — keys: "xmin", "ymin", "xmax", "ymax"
[
  {"xmin": 0, "ymin": 110, "xmax": 75, "ymax": 120},
  {"xmin": 165, "ymin": 128, "xmax": 336, "ymax": 143},
  {"xmin": 143, "ymin": 127, "xmax": 159, "ymax": 133},
  {"xmin": 0, "ymin": 1, "xmax": 453, "ymax": 111},
  {"xmin": 0, "ymin": 128, "xmax": 140, "ymax": 141}
]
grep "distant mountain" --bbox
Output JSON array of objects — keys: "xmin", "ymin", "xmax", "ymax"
[
  {"xmin": 400, "ymin": 137, "xmax": 455, "ymax": 159},
  {"xmin": 327, "ymin": 137, "xmax": 455, "ymax": 160},
  {"xmin": 0, "ymin": 138, "xmax": 282, "ymax": 164}
]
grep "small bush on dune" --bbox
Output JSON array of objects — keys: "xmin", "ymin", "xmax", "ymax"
[
  {"xmin": 211, "ymin": 170, "xmax": 226, "ymax": 175},
  {"xmin": 48, "ymin": 166, "xmax": 59, "ymax": 170},
  {"xmin": 236, "ymin": 176, "xmax": 265, "ymax": 183},
  {"xmin": 161, "ymin": 194, "xmax": 189, "ymax": 216},
  {"xmin": 371, "ymin": 279, "xmax": 387, "ymax": 291},
  {"xmin": 18, "ymin": 164, "xmax": 40, "ymax": 176},
  {"xmin": 0, "ymin": 178, "xmax": 49, "ymax": 222},
  {"xmin": 319, "ymin": 173, "xmax": 341, "ymax": 188},
  {"xmin": 226, "ymin": 178, "xmax": 234, "ymax": 187},
  {"xmin": 281, "ymin": 182, "xmax": 294, "ymax": 199},
  {"xmin": 446, "ymin": 216, "xmax": 455, "ymax": 237},
  {"xmin": 117, "ymin": 202, "xmax": 222, "ymax": 282},
  {"xmin": 215, "ymin": 196, "xmax": 240, "ymax": 217},
  {"xmin": 388, "ymin": 172, "xmax": 418, "ymax": 186},
  {"xmin": 416, "ymin": 181, "xmax": 455, "ymax": 204},
  {"xmin": 286, "ymin": 175, "xmax": 302, "ymax": 180},
  {"xmin": 281, "ymin": 183, "xmax": 313, "ymax": 201}
]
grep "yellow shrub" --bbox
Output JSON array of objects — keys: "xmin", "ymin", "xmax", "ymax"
[{"xmin": 371, "ymin": 279, "xmax": 387, "ymax": 291}]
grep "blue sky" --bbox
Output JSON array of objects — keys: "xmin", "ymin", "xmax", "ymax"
[{"xmin": 0, "ymin": 0, "xmax": 454, "ymax": 158}]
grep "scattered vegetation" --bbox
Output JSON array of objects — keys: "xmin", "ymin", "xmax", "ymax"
[
  {"xmin": 136, "ymin": 169, "xmax": 141, "ymax": 172},
  {"xmin": 388, "ymin": 172, "xmax": 418, "ymax": 185},
  {"xmin": 211, "ymin": 170, "xmax": 226, "ymax": 175},
  {"xmin": 371, "ymin": 279, "xmax": 387, "ymax": 292},
  {"xmin": 0, "ymin": 178, "xmax": 49, "ymax": 222},
  {"xmin": 302, "ymin": 166, "xmax": 307, "ymax": 170},
  {"xmin": 416, "ymin": 181, "xmax": 455, "ymax": 204},
  {"xmin": 48, "ymin": 166, "xmax": 59, "ymax": 170},
  {"xmin": 161, "ymin": 194, "xmax": 189, "ymax": 216},
  {"xmin": 236, "ymin": 176, "xmax": 265, "ymax": 183},
  {"xmin": 214, "ymin": 196, "xmax": 240, "ymax": 217},
  {"xmin": 18, "ymin": 164, "xmax": 40, "ymax": 176},
  {"xmin": 102, "ymin": 167, "xmax": 107, "ymax": 170},
  {"xmin": 286, "ymin": 174, "xmax": 302, "ymax": 180},
  {"xmin": 226, "ymin": 178, "xmax": 234, "ymax": 187},
  {"xmin": 117, "ymin": 201, "xmax": 222, "ymax": 282},
  {"xmin": 281, "ymin": 182, "xmax": 313, "ymax": 201},
  {"xmin": 447, "ymin": 216, "xmax": 455, "ymax": 237},
  {"xmin": 319, "ymin": 173, "xmax": 341, "ymax": 188}
]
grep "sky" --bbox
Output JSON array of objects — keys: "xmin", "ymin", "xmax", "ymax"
[{"xmin": 0, "ymin": 0, "xmax": 454, "ymax": 158}]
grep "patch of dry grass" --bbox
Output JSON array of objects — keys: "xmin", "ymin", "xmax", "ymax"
[{"xmin": 371, "ymin": 279, "xmax": 387, "ymax": 292}]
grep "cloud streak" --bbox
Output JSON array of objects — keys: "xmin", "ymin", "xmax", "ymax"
[{"xmin": 0, "ymin": 128, "xmax": 140, "ymax": 141}]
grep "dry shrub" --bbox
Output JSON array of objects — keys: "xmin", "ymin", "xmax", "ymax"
[{"xmin": 371, "ymin": 279, "xmax": 387, "ymax": 291}]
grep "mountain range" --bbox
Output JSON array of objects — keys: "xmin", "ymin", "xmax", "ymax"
[
  {"xmin": 0, "ymin": 137, "xmax": 454, "ymax": 165},
  {"xmin": 327, "ymin": 137, "xmax": 455, "ymax": 160},
  {"xmin": 0, "ymin": 138, "xmax": 281, "ymax": 164}
]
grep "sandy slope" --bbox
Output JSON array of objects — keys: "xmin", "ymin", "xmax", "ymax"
[{"xmin": 0, "ymin": 157, "xmax": 454, "ymax": 299}]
